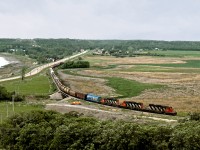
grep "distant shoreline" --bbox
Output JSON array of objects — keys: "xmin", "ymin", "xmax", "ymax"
[
  {"xmin": 0, "ymin": 57, "xmax": 10, "ymax": 68},
  {"xmin": 0, "ymin": 54, "xmax": 19, "ymax": 68}
]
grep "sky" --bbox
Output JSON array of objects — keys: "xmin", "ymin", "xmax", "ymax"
[{"xmin": 0, "ymin": 0, "xmax": 200, "ymax": 41}]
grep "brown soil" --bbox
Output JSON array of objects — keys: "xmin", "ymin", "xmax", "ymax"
[
  {"xmin": 78, "ymin": 69, "xmax": 200, "ymax": 112},
  {"xmin": 55, "ymin": 56, "xmax": 200, "ymax": 113},
  {"xmin": 86, "ymin": 56, "xmax": 187, "ymax": 66},
  {"xmin": 57, "ymin": 70, "xmax": 118, "ymax": 97}
]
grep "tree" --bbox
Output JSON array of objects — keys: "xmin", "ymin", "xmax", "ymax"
[{"xmin": 21, "ymin": 66, "xmax": 27, "ymax": 81}]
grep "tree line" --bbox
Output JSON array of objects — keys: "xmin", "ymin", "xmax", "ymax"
[
  {"xmin": 0, "ymin": 110, "xmax": 199, "ymax": 150},
  {"xmin": 1, "ymin": 38, "xmax": 200, "ymax": 63}
]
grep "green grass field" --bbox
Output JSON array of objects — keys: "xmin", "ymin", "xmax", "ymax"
[
  {"xmin": 148, "ymin": 50, "xmax": 200, "ymax": 57},
  {"xmin": 0, "ymin": 102, "xmax": 43, "ymax": 123},
  {"xmin": 106, "ymin": 77, "xmax": 164, "ymax": 98},
  {"xmin": 92, "ymin": 64, "xmax": 117, "ymax": 70},
  {"xmin": 121, "ymin": 65, "xmax": 200, "ymax": 73},
  {"xmin": 118, "ymin": 60, "xmax": 200, "ymax": 73},
  {"xmin": 0, "ymin": 73, "xmax": 52, "ymax": 96},
  {"xmin": 150, "ymin": 60, "xmax": 200, "ymax": 68}
]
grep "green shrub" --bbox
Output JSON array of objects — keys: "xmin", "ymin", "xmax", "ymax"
[
  {"xmin": 0, "ymin": 110, "xmax": 200, "ymax": 150},
  {"xmin": 61, "ymin": 60, "xmax": 90, "ymax": 69},
  {"xmin": 0, "ymin": 86, "xmax": 24, "ymax": 102}
]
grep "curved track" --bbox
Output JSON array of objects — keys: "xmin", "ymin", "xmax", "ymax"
[{"xmin": 50, "ymin": 64, "xmax": 177, "ymax": 116}]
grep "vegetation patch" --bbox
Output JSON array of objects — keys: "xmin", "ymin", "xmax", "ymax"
[
  {"xmin": 61, "ymin": 60, "xmax": 90, "ymax": 69},
  {"xmin": 92, "ymin": 64, "xmax": 117, "ymax": 70},
  {"xmin": 0, "ymin": 110, "xmax": 199, "ymax": 150},
  {"xmin": 122, "ymin": 65, "xmax": 200, "ymax": 73},
  {"xmin": 150, "ymin": 60, "xmax": 200, "ymax": 68},
  {"xmin": 0, "ymin": 86, "xmax": 24, "ymax": 102},
  {"xmin": 148, "ymin": 50, "xmax": 200, "ymax": 57},
  {"xmin": 0, "ymin": 102, "xmax": 43, "ymax": 122},
  {"xmin": 119, "ymin": 60, "xmax": 200, "ymax": 73},
  {"xmin": 1, "ymin": 74, "xmax": 51, "ymax": 96},
  {"xmin": 106, "ymin": 77, "xmax": 164, "ymax": 98}
]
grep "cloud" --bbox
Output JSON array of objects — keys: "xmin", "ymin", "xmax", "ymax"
[{"xmin": 0, "ymin": 0, "xmax": 200, "ymax": 40}]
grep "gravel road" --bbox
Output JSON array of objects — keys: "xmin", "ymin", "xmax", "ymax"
[{"xmin": 46, "ymin": 103, "xmax": 178, "ymax": 123}]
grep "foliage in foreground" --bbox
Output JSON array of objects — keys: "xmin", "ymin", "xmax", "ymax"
[{"xmin": 0, "ymin": 110, "xmax": 200, "ymax": 150}]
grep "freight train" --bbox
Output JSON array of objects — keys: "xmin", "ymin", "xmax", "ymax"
[{"xmin": 50, "ymin": 65, "xmax": 177, "ymax": 116}]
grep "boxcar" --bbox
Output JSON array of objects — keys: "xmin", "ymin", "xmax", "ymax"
[{"xmin": 75, "ymin": 92, "xmax": 87, "ymax": 100}]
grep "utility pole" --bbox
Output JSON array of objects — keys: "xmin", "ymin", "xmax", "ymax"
[
  {"xmin": 6, "ymin": 99, "xmax": 8, "ymax": 117},
  {"xmin": 12, "ymin": 94, "xmax": 15, "ymax": 114}
]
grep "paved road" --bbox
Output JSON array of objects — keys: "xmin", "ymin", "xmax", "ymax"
[{"xmin": 0, "ymin": 50, "xmax": 88, "ymax": 82}]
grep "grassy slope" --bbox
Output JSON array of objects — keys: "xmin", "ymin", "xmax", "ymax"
[
  {"xmin": 0, "ymin": 72, "xmax": 52, "ymax": 96},
  {"xmin": 0, "ymin": 102, "xmax": 43, "ymax": 122},
  {"xmin": 106, "ymin": 77, "xmax": 163, "ymax": 98}
]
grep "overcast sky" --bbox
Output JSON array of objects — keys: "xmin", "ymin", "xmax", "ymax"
[{"xmin": 0, "ymin": 0, "xmax": 200, "ymax": 40}]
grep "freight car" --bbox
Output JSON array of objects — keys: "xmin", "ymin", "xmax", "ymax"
[
  {"xmin": 49, "ymin": 67, "xmax": 177, "ymax": 116},
  {"xmin": 75, "ymin": 92, "xmax": 87, "ymax": 100},
  {"xmin": 85, "ymin": 94, "xmax": 102, "ymax": 103}
]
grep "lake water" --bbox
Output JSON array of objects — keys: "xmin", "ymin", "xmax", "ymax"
[{"xmin": 0, "ymin": 57, "xmax": 10, "ymax": 68}]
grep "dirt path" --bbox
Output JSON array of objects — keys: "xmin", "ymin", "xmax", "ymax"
[
  {"xmin": 46, "ymin": 103, "xmax": 178, "ymax": 123},
  {"xmin": 0, "ymin": 51, "xmax": 88, "ymax": 82}
]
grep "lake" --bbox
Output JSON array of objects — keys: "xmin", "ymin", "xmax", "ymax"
[{"xmin": 0, "ymin": 57, "xmax": 10, "ymax": 68}]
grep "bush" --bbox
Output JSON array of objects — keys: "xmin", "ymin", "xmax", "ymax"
[
  {"xmin": 61, "ymin": 60, "xmax": 90, "ymax": 69},
  {"xmin": 0, "ymin": 110, "xmax": 200, "ymax": 149},
  {"xmin": 189, "ymin": 112, "xmax": 200, "ymax": 121},
  {"xmin": 0, "ymin": 86, "xmax": 24, "ymax": 102}
]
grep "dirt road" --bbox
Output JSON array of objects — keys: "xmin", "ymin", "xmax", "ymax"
[
  {"xmin": 0, "ymin": 51, "xmax": 88, "ymax": 82},
  {"xmin": 46, "ymin": 103, "xmax": 178, "ymax": 123}
]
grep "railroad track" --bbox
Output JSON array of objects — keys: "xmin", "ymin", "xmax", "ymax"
[{"xmin": 49, "ymin": 63, "xmax": 177, "ymax": 116}]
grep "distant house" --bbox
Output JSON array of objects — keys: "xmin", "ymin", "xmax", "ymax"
[
  {"xmin": 80, "ymin": 49, "xmax": 85, "ymax": 52},
  {"xmin": 93, "ymin": 49, "xmax": 103, "ymax": 55},
  {"xmin": 10, "ymin": 49, "xmax": 16, "ymax": 52}
]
